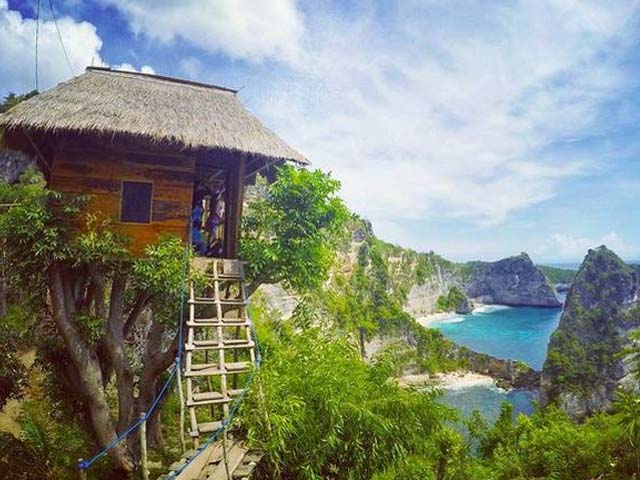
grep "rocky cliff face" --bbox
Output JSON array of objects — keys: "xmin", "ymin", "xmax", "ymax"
[
  {"xmin": 0, "ymin": 149, "xmax": 36, "ymax": 184},
  {"xmin": 404, "ymin": 264, "xmax": 460, "ymax": 317},
  {"xmin": 464, "ymin": 253, "xmax": 561, "ymax": 307},
  {"xmin": 261, "ymin": 219, "xmax": 561, "ymax": 319},
  {"xmin": 541, "ymin": 246, "xmax": 640, "ymax": 418}
]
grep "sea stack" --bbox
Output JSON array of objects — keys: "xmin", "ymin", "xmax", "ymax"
[
  {"xmin": 464, "ymin": 253, "xmax": 562, "ymax": 307},
  {"xmin": 541, "ymin": 246, "xmax": 640, "ymax": 418}
]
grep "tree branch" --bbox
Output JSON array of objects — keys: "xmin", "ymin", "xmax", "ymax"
[
  {"xmin": 47, "ymin": 264, "xmax": 134, "ymax": 471},
  {"xmin": 123, "ymin": 293, "xmax": 151, "ymax": 339},
  {"xmin": 104, "ymin": 272, "xmax": 136, "ymax": 434}
]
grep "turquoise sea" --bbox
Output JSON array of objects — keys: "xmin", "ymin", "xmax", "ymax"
[
  {"xmin": 428, "ymin": 302, "xmax": 563, "ymax": 422},
  {"xmin": 430, "ymin": 304, "xmax": 563, "ymax": 370}
]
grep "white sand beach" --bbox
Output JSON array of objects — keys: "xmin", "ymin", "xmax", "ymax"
[
  {"xmin": 432, "ymin": 371, "xmax": 496, "ymax": 389},
  {"xmin": 416, "ymin": 302, "xmax": 502, "ymax": 328},
  {"xmin": 416, "ymin": 311, "xmax": 461, "ymax": 328},
  {"xmin": 398, "ymin": 371, "xmax": 496, "ymax": 389}
]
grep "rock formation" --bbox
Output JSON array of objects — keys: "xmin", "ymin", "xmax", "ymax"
[
  {"xmin": 464, "ymin": 253, "xmax": 561, "ymax": 307},
  {"xmin": 541, "ymin": 246, "xmax": 640, "ymax": 418},
  {"xmin": 0, "ymin": 149, "xmax": 36, "ymax": 184}
]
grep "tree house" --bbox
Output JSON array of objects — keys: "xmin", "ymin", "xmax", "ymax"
[{"xmin": 0, "ymin": 67, "xmax": 307, "ymax": 257}]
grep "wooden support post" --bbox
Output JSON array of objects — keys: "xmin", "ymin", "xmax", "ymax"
[
  {"xmin": 140, "ymin": 413, "xmax": 149, "ymax": 480},
  {"xmin": 224, "ymin": 153, "xmax": 246, "ymax": 258},
  {"xmin": 176, "ymin": 362, "xmax": 186, "ymax": 453},
  {"xmin": 77, "ymin": 460, "xmax": 87, "ymax": 480}
]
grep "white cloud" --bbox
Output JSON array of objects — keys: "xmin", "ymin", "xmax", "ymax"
[
  {"xmin": 179, "ymin": 57, "xmax": 204, "ymax": 78},
  {"xmin": 541, "ymin": 231, "xmax": 629, "ymax": 260},
  {"xmin": 0, "ymin": 1, "xmax": 154, "ymax": 95},
  {"xmin": 249, "ymin": 0, "xmax": 639, "ymax": 236},
  {"xmin": 101, "ymin": 0, "xmax": 304, "ymax": 63},
  {"xmin": 112, "ymin": 63, "xmax": 156, "ymax": 75}
]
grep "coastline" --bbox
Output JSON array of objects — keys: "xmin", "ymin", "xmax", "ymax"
[
  {"xmin": 416, "ymin": 302, "xmax": 512, "ymax": 328},
  {"xmin": 416, "ymin": 302, "xmax": 486, "ymax": 328},
  {"xmin": 399, "ymin": 371, "xmax": 497, "ymax": 390},
  {"xmin": 415, "ymin": 311, "xmax": 461, "ymax": 328}
]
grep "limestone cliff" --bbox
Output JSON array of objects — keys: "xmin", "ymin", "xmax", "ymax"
[
  {"xmin": 464, "ymin": 253, "xmax": 562, "ymax": 308},
  {"xmin": 260, "ymin": 218, "xmax": 561, "ymax": 318},
  {"xmin": 256, "ymin": 217, "xmax": 560, "ymax": 381},
  {"xmin": 541, "ymin": 246, "xmax": 640, "ymax": 418}
]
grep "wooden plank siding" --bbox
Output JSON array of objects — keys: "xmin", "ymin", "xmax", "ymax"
[{"xmin": 50, "ymin": 146, "xmax": 195, "ymax": 254}]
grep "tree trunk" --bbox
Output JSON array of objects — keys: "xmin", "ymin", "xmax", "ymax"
[
  {"xmin": 105, "ymin": 274, "xmax": 136, "ymax": 434},
  {"xmin": 137, "ymin": 319, "xmax": 179, "ymax": 447},
  {"xmin": 358, "ymin": 328, "xmax": 366, "ymax": 359},
  {"xmin": 436, "ymin": 459, "xmax": 447, "ymax": 480},
  {"xmin": 0, "ymin": 270, "xmax": 6, "ymax": 318},
  {"xmin": 47, "ymin": 265, "xmax": 135, "ymax": 472}
]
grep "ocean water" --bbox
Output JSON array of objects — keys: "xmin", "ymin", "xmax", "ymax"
[
  {"xmin": 429, "ymin": 304, "xmax": 562, "ymax": 421},
  {"xmin": 429, "ymin": 304, "xmax": 563, "ymax": 370},
  {"xmin": 440, "ymin": 385, "xmax": 537, "ymax": 423}
]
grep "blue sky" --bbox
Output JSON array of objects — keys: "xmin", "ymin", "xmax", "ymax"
[{"xmin": 2, "ymin": 0, "xmax": 640, "ymax": 263}]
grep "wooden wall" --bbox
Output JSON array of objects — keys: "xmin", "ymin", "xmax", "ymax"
[{"xmin": 50, "ymin": 143, "xmax": 195, "ymax": 254}]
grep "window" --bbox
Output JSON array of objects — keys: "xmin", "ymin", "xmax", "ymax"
[{"xmin": 120, "ymin": 181, "xmax": 153, "ymax": 223}]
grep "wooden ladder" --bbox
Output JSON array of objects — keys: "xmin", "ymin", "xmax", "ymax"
[{"xmin": 185, "ymin": 258, "xmax": 257, "ymax": 449}]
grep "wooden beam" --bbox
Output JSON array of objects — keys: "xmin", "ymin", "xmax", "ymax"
[
  {"xmin": 224, "ymin": 153, "xmax": 246, "ymax": 259},
  {"xmin": 22, "ymin": 128, "xmax": 51, "ymax": 174}
]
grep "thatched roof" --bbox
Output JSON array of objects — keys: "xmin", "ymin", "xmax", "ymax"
[{"xmin": 0, "ymin": 67, "xmax": 308, "ymax": 164}]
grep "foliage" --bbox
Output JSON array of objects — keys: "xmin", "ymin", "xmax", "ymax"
[
  {"xmin": 614, "ymin": 388, "xmax": 640, "ymax": 477},
  {"xmin": 435, "ymin": 286, "xmax": 468, "ymax": 313},
  {"xmin": 538, "ymin": 265, "xmax": 576, "ymax": 285},
  {"xmin": 239, "ymin": 318, "xmax": 460, "ymax": 480},
  {"xmin": 0, "ymin": 433, "xmax": 48, "ymax": 480},
  {"xmin": 0, "ymin": 316, "xmax": 26, "ymax": 409},
  {"xmin": 241, "ymin": 165, "xmax": 349, "ymax": 294},
  {"xmin": 0, "ymin": 168, "xmax": 89, "ymax": 288},
  {"xmin": 0, "ymin": 170, "xmax": 188, "ymax": 472},
  {"xmin": 133, "ymin": 235, "xmax": 190, "ymax": 323},
  {"xmin": 239, "ymin": 299, "xmax": 640, "ymax": 480},
  {"xmin": 18, "ymin": 397, "xmax": 105, "ymax": 479},
  {"xmin": 0, "ymin": 90, "xmax": 38, "ymax": 113},
  {"xmin": 462, "ymin": 402, "xmax": 640, "ymax": 480}
]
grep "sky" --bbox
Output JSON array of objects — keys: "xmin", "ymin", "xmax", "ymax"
[{"xmin": 2, "ymin": 0, "xmax": 640, "ymax": 264}]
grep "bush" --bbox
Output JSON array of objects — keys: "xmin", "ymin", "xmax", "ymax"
[{"xmin": 239, "ymin": 321, "xmax": 459, "ymax": 479}]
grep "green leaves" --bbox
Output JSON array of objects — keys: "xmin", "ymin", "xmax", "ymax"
[
  {"xmin": 132, "ymin": 236, "xmax": 189, "ymax": 325},
  {"xmin": 0, "ymin": 170, "xmax": 88, "ymax": 285},
  {"xmin": 73, "ymin": 213, "xmax": 130, "ymax": 265},
  {"xmin": 240, "ymin": 323, "xmax": 453, "ymax": 479},
  {"xmin": 435, "ymin": 286, "xmax": 468, "ymax": 313},
  {"xmin": 0, "ymin": 90, "xmax": 38, "ymax": 113},
  {"xmin": 240, "ymin": 165, "xmax": 349, "ymax": 294}
]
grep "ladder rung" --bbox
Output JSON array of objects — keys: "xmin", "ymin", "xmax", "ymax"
[
  {"xmin": 227, "ymin": 388, "xmax": 246, "ymax": 397},
  {"xmin": 188, "ymin": 393, "xmax": 229, "ymax": 406},
  {"xmin": 188, "ymin": 298, "xmax": 249, "ymax": 306},
  {"xmin": 193, "ymin": 391, "xmax": 225, "ymax": 402},
  {"xmin": 188, "ymin": 319, "xmax": 250, "ymax": 327},
  {"xmin": 185, "ymin": 362, "xmax": 252, "ymax": 377},
  {"xmin": 186, "ymin": 340, "xmax": 254, "ymax": 351},
  {"xmin": 188, "ymin": 389, "xmax": 246, "ymax": 407},
  {"xmin": 203, "ymin": 273, "xmax": 244, "ymax": 280},
  {"xmin": 196, "ymin": 421, "xmax": 223, "ymax": 435}
]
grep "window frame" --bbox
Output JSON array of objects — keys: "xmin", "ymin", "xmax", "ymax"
[{"xmin": 118, "ymin": 179, "xmax": 154, "ymax": 224}]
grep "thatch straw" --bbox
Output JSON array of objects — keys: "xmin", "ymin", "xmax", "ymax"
[{"xmin": 0, "ymin": 67, "xmax": 308, "ymax": 164}]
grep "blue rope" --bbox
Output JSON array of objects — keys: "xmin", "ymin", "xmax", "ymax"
[
  {"xmin": 78, "ymin": 238, "xmax": 192, "ymax": 472},
  {"xmin": 79, "ymin": 364, "xmax": 179, "ymax": 470}
]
